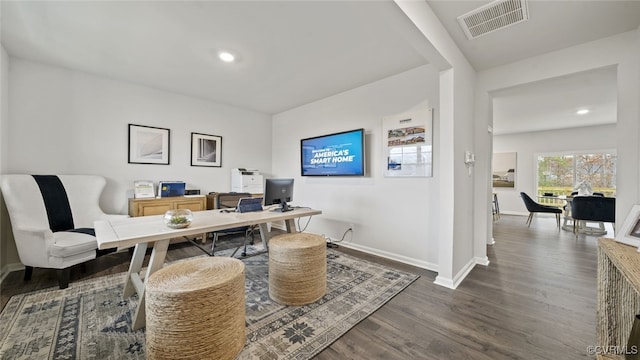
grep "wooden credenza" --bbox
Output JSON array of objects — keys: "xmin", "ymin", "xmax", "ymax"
[
  {"xmin": 128, "ymin": 196, "xmax": 207, "ymax": 243},
  {"xmin": 129, "ymin": 195, "xmax": 206, "ymax": 216},
  {"xmin": 597, "ymin": 238, "xmax": 640, "ymax": 359}
]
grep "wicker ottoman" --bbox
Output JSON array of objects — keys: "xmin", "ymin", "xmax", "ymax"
[
  {"xmin": 269, "ymin": 233, "xmax": 326, "ymax": 305},
  {"xmin": 146, "ymin": 257, "xmax": 246, "ymax": 360}
]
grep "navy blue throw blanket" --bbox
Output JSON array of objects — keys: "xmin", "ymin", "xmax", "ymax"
[
  {"xmin": 32, "ymin": 175, "xmax": 114, "ymax": 257},
  {"xmin": 33, "ymin": 175, "xmax": 76, "ymax": 232}
]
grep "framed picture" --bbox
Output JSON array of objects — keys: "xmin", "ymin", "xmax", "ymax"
[
  {"xmin": 128, "ymin": 124, "xmax": 170, "ymax": 165},
  {"xmin": 382, "ymin": 108, "xmax": 433, "ymax": 177},
  {"xmin": 191, "ymin": 132, "xmax": 222, "ymax": 167},
  {"xmin": 616, "ymin": 204, "xmax": 640, "ymax": 248},
  {"xmin": 492, "ymin": 152, "xmax": 517, "ymax": 188}
]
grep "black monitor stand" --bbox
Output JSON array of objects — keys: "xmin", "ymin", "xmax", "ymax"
[
  {"xmin": 271, "ymin": 202, "xmax": 293, "ymax": 212},
  {"xmin": 279, "ymin": 202, "xmax": 293, "ymax": 212}
]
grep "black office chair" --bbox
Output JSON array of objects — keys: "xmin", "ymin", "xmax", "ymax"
[
  {"xmin": 520, "ymin": 192, "xmax": 562, "ymax": 229},
  {"xmin": 191, "ymin": 192, "xmax": 260, "ymax": 257},
  {"xmin": 571, "ymin": 196, "xmax": 615, "ymax": 238}
]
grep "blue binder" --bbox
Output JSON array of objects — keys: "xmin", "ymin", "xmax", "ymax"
[{"xmin": 158, "ymin": 181, "xmax": 186, "ymax": 197}]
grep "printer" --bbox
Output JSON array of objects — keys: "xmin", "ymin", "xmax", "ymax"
[{"xmin": 231, "ymin": 168, "xmax": 263, "ymax": 194}]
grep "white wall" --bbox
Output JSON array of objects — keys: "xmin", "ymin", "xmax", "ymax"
[
  {"xmin": 272, "ymin": 64, "xmax": 441, "ymax": 270},
  {"xmin": 493, "ymin": 124, "xmax": 617, "ymax": 215},
  {"xmin": 1, "ymin": 58, "xmax": 272, "ymax": 270},
  {"xmin": 1, "ymin": 45, "xmax": 13, "ymax": 278},
  {"xmin": 8, "ymin": 59, "xmax": 273, "ymax": 213},
  {"xmin": 476, "ymin": 30, "xmax": 639, "ymax": 237},
  {"xmin": 395, "ymin": 0, "xmax": 480, "ymax": 289}
]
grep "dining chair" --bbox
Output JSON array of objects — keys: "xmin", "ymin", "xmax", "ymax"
[
  {"xmin": 520, "ymin": 192, "xmax": 562, "ymax": 230},
  {"xmin": 571, "ymin": 196, "xmax": 615, "ymax": 238},
  {"xmin": 492, "ymin": 193, "xmax": 500, "ymax": 221}
]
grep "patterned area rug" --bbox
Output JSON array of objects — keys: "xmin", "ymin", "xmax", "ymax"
[{"xmin": 0, "ymin": 248, "xmax": 418, "ymax": 359}]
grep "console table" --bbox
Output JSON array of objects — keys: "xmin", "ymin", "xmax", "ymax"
[
  {"xmin": 129, "ymin": 195, "xmax": 206, "ymax": 216},
  {"xmin": 95, "ymin": 207, "xmax": 322, "ymax": 330},
  {"xmin": 597, "ymin": 238, "xmax": 640, "ymax": 359}
]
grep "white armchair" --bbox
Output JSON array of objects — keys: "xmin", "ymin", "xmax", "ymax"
[{"xmin": 1, "ymin": 174, "xmax": 128, "ymax": 288}]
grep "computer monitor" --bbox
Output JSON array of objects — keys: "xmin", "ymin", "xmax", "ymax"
[{"xmin": 264, "ymin": 178, "xmax": 294, "ymax": 212}]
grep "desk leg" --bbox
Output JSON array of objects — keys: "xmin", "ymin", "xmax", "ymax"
[
  {"xmin": 131, "ymin": 239, "xmax": 170, "ymax": 331},
  {"xmin": 284, "ymin": 219, "xmax": 297, "ymax": 233},
  {"xmin": 123, "ymin": 242, "xmax": 148, "ymax": 298},
  {"xmin": 258, "ymin": 223, "xmax": 270, "ymax": 252}
]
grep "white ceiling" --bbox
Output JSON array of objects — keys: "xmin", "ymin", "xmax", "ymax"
[
  {"xmin": 1, "ymin": 1, "xmax": 431, "ymax": 114},
  {"xmin": 2, "ymin": 0, "xmax": 640, "ymax": 133},
  {"xmin": 427, "ymin": 0, "xmax": 640, "ymax": 135}
]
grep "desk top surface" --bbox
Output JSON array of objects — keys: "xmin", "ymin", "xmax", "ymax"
[{"xmin": 95, "ymin": 207, "xmax": 321, "ymax": 250}]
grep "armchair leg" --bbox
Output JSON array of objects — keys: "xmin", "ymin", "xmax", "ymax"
[
  {"xmin": 24, "ymin": 266, "xmax": 33, "ymax": 282},
  {"xmin": 57, "ymin": 268, "xmax": 70, "ymax": 289},
  {"xmin": 556, "ymin": 214, "xmax": 561, "ymax": 230},
  {"xmin": 526, "ymin": 213, "xmax": 533, "ymax": 227}
]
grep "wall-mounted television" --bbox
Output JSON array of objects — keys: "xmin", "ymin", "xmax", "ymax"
[{"xmin": 300, "ymin": 128, "xmax": 365, "ymax": 176}]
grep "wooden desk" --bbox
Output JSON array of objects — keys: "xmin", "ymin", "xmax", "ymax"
[{"xmin": 95, "ymin": 207, "xmax": 322, "ymax": 330}]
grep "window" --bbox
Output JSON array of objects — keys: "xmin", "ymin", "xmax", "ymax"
[{"xmin": 537, "ymin": 152, "xmax": 616, "ymax": 197}]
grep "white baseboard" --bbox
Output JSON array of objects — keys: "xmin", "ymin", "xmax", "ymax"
[
  {"xmin": 0, "ymin": 262, "xmax": 25, "ymax": 285},
  {"xmin": 337, "ymin": 241, "xmax": 438, "ymax": 272},
  {"xmin": 475, "ymin": 256, "xmax": 490, "ymax": 266},
  {"xmin": 500, "ymin": 211, "xmax": 528, "ymax": 216},
  {"xmin": 433, "ymin": 257, "xmax": 477, "ymax": 290}
]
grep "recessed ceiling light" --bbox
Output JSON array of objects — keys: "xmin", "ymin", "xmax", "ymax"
[
  {"xmin": 576, "ymin": 109, "xmax": 590, "ymax": 115},
  {"xmin": 218, "ymin": 51, "xmax": 235, "ymax": 63}
]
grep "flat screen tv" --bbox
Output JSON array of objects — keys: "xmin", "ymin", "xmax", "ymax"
[{"xmin": 300, "ymin": 128, "xmax": 365, "ymax": 176}]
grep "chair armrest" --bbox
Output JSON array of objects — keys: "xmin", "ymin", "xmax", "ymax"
[{"xmin": 12, "ymin": 228, "xmax": 55, "ymax": 267}]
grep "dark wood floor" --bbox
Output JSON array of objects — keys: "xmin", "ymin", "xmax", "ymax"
[{"xmin": 1, "ymin": 214, "xmax": 602, "ymax": 359}]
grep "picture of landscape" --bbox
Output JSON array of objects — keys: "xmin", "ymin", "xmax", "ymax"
[
  {"xmin": 387, "ymin": 126, "xmax": 426, "ymax": 147},
  {"xmin": 492, "ymin": 152, "xmax": 517, "ymax": 188}
]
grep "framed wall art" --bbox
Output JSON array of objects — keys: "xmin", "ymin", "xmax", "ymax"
[
  {"xmin": 616, "ymin": 204, "xmax": 640, "ymax": 249},
  {"xmin": 128, "ymin": 124, "xmax": 170, "ymax": 165},
  {"xmin": 191, "ymin": 132, "xmax": 222, "ymax": 167},
  {"xmin": 492, "ymin": 152, "xmax": 517, "ymax": 188},
  {"xmin": 382, "ymin": 108, "xmax": 433, "ymax": 177}
]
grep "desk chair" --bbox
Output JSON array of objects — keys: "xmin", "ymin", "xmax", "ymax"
[
  {"xmin": 192, "ymin": 192, "xmax": 259, "ymax": 257},
  {"xmin": 520, "ymin": 192, "xmax": 562, "ymax": 230}
]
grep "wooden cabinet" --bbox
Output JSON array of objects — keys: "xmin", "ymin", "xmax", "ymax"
[
  {"xmin": 129, "ymin": 196, "xmax": 207, "ymax": 243},
  {"xmin": 597, "ymin": 238, "xmax": 640, "ymax": 359},
  {"xmin": 129, "ymin": 196, "xmax": 206, "ymax": 216}
]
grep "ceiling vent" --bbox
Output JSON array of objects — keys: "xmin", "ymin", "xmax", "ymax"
[{"xmin": 457, "ymin": 0, "xmax": 529, "ymax": 40}]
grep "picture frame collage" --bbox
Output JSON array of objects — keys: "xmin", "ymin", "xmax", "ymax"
[{"xmin": 127, "ymin": 124, "xmax": 222, "ymax": 167}]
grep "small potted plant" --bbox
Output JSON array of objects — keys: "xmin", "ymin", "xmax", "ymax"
[{"xmin": 163, "ymin": 209, "xmax": 194, "ymax": 229}]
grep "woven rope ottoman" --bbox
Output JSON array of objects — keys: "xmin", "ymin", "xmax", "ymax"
[
  {"xmin": 269, "ymin": 233, "xmax": 326, "ymax": 305},
  {"xmin": 146, "ymin": 257, "xmax": 246, "ymax": 360}
]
